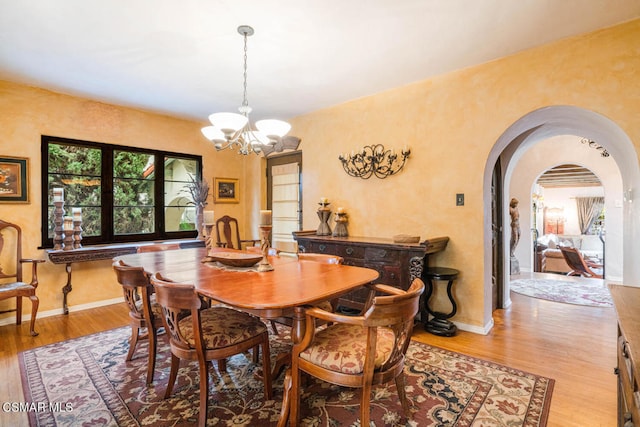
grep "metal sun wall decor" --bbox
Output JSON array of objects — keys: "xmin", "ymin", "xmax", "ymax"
[{"xmin": 338, "ymin": 144, "xmax": 410, "ymax": 179}]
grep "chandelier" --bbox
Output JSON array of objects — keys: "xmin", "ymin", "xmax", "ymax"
[
  {"xmin": 201, "ymin": 25, "xmax": 292, "ymax": 155},
  {"xmin": 338, "ymin": 144, "xmax": 411, "ymax": 179}
]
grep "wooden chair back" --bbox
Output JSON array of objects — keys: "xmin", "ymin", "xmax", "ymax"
[
  {"xmin": 0, "ymin": 220, "xmax": 23, "ymax": 282},
  {"xmin": 112, "ymin": 260, "xmax": 153, "ymax": 321},
  {"xmin": 297, "ymin": 253, "xmax": 343, "ymax": 264},
  {"xmin": 215, "ymin": 215, "xmax": 258, "ymax": 249},
  {"xmin": 0, "ymin": 219, "xmax": 44, "ymax": 336},
  {"xmin": 137, "ymin": 243, "xmax": 181, "ymax": 253},
  {"xmin": 287, "ymin": 278, "xmax": 425, "ymax": 426},
  {"xmin": 112, "ymin": 259, "xmax": 163, "ymax": 384},
  {"xmin": 150, "ymin": 273, "xmax": 204, "ymax": 352},
  {"xmin": 246, "ymin": 245, "xmax": 280, "ymax": 256},
  {"xmin": 560, "ymin": 246, "xmax": 603, "ymax": 278}
]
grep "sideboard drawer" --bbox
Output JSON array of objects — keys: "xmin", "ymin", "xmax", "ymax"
[
  {"xmin": 300, "ymin": 242, "xmax": 337, "ymax": 254},
  {"xmin": 336, "ymin": 245, "xmax": 365, "ymax": 259},
  {"xmin": 365, "ymin": 247, "xmax": 399, "ymax": 263}
]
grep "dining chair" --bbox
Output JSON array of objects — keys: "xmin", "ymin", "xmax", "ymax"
[
  {"xmin": 112, "ymin": 260, "xmax": 165, "ymax": 385},
  {"xmin": 286, "ymin": 278, "xmax": 425, "ymax": 426},
  {"xmin": 560, "ymin": 246, "xmax": 604, "ymax": 278},
  {"xmin": 137, "ymin": 243, "xmax": 181, "ymax": 253},
  {"xmin": 246, "ymin": 245, "xmax": 280, "ymax": 256},
  {"xmin": 0, "ymin": 219, "xmax": 45, "ymax": 336},
  {"xmin": 150, "ymin": 272, "xmax": 273, "ymax": 427},
  {"xmin": 270, "ymin": 253, "xmax": 344, "ymax": 334},
  {"xmin": 215, "ymin": 215, "xmax": 260, "ymax": 249},
  {"xmin": 297, "ymin": 253, "xmax": 343, "ymax": 313}
]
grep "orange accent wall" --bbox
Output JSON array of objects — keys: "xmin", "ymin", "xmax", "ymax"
[
  {"xmin": 288, "ymin": 19, "xmax": 640, "ymax": 329},
  {"xmin": 1, "ymin": 19, "xmax": 639, "ymax": 331}
]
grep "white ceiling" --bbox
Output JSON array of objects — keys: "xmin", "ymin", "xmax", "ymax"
[{"xmin": 1, "ymin": 1, "xmax": 638, "ymax": 125}]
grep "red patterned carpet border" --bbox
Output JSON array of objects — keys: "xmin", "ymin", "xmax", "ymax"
[{"xmin": 19, "ymin": 326, "xmax": 554, "ymax": 426}]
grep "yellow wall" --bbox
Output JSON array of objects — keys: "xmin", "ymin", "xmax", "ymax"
[
  {"xmin": 289, "ymin": 19, "xmax": 640, "ymax": 329},
  {"xmin": 1, "ymin": 19, "xmax": 639, "ymax": 330},
  {"xmin": 0, "ymin": 82, "xmax": 254, "ymax": 319}
]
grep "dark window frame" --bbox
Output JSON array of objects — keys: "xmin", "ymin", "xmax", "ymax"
[{"xmin": 41, "ymin": 135, "xmax": 201, "ymax": 248}]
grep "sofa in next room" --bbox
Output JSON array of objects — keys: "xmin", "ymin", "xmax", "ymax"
[{"xmin": 536, "ymin": 234, "xmax": 604, "ymax": 274}]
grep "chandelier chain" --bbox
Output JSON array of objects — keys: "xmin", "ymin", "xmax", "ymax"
[{"xmin": 242, "ymin": 31, "xmax": 249, "ymax": 109}]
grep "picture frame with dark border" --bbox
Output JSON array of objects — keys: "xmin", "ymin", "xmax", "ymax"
[
  {"xmin": 0, "ymin": 156, "xmax": 29, "ymax": 203},
  {"xmin": 214, "ymin": 177, "xmax": 239, "ymax": 203}
]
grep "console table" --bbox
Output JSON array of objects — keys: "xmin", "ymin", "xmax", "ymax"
[
  {"xmin": 293, "ymin": 231, "xmax": 449, "ymax": 311},
  {"xmin": 47, "ymin": 239, "xmax": 204, "ymax": 314}
]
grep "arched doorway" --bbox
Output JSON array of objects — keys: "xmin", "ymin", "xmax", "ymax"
[{"xmin": 483, "ymin": 105, "xmax": 639, "ymax": 327}]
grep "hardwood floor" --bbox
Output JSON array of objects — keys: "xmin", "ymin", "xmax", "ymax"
[{"xmin": 1, "ymin": 276, "xmax": 617, "ymax": 426}]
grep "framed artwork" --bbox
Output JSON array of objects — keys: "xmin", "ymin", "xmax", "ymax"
[
  {"xmin": 214, "ymin": 177, "xmax": 239, "ymax": 203},
  {"xmin": 0, "ymin": 156, "xmax": 29, "ymax": 203}
]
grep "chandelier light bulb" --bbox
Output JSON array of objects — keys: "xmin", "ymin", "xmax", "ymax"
[
  {"xmin": 201, "ymin": 126, "xmax": 226, "ymax": 143},
  {"xmin": 255, "ymin": 119, "xmax": 291, "ymax": 140},
  {"xmin": 208, "ymin": 113, "xmax": 248, "ymax": 137}
]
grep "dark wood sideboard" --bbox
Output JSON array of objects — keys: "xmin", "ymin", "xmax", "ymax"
[
  {"xmin": 610, "ymin": 284, "xmax": 640, "ymax": 426},
  {"xmin": 293, "ymin": 231, "xmax": 449, "ymax": 311}
]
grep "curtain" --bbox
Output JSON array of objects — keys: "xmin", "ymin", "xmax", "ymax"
[{"xmin": 576, "ymin": 197, "xmax": 604, "ymax": 234}]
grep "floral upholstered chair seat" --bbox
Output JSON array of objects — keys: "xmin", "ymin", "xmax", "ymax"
[
  {"xmin": 178, "ymin": 307, "xmax": 268, "ymax": 348},
  {"xmin": 299, "ymin": 323, "xmax": 395, "ymax": 374}
]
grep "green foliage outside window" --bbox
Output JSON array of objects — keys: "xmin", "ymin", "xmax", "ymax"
[{"xmin": 42, "ymin": 136, "xmax": 202, "ymax": 246}]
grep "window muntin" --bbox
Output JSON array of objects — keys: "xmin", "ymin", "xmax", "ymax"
[{"xmin": 42, "ymin": 136, "xmax": 201, "ymax": 248}]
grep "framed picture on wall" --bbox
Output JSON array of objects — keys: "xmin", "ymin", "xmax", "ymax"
[
  {"xmin": 214, "ymin": 177, "xmax": 239, "ymax": 203},
  {"xmin": 0, "ymin": 156, "xmax": 29, "ymax": 203}
]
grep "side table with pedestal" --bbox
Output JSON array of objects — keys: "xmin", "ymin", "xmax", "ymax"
[{"xmin": 422, "ymin": 266, "xmax": 459, "ymax": 337}]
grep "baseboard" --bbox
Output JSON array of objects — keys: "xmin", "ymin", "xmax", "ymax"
[
  {"xmin": 451, "ymin": 318, "xmax": 494, "ymax": 335},
  {"xmin": 0, "ymin": 297, "xmax": 123, "ymax": 326}
]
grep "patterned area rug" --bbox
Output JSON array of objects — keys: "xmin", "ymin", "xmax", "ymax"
[
  {"xmin": 19, "ymin": 326, "xmax": 553, "ymax": 426},
  {"xmin": 510, "ymin": 278, "xmax": 613, "ymax": 307}
]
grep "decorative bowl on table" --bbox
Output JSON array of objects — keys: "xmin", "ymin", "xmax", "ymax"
[{"xmin": 206, "ymin": 251, "xmax": 262, "ymax": 267}]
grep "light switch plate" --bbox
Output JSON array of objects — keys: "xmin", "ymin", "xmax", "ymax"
[{"xmin": 456, "ymin": 193, "xmax": 464, "ymax": 206}]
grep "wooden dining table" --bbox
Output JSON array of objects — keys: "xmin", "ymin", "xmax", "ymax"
[{"xmin": 114, "ymin": 246, "xmax": 379, "ymax": 422}]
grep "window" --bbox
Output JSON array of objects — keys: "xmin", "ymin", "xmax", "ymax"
[{"xmin": 41, "ymin": 135, "xmax": 202, "ymax": 248}]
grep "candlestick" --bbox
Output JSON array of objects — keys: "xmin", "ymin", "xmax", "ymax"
[
  {"xmin": 257, "ymin": 225, "xmax": 274, "ymax": 272},
  {"xmin": 53, "ymin": 200, "xmax": 65, "ymax": 250},
  {"xmin": 72, "ymin": 207, "xmax": 82, "ymax": 221},
  {"xmin": 203, "ymin": 210, "xmax": 215, "ymax": 225},
  {"xmin": 204, "ymin": 223, "xmax": 214, "ymax": 250},
  {"xmin": 53, "ymin": 187, "xmax": 64, "ymax": 203},
  {"xmin": 316, "ymin": 203, "xmax": 332, "ymax": 236},
  {"xmin": 333, "ymin": 211, "xmax": 349, "ymax": 237},
  {"xmin": 63, "ymin": 217, "xmax": 74, "ymax": 250},
  {"xmin": 260, "ymin": 209, "xmax": 272, "ymax": 226},
  {"xmin": 73, "ymin": 218, "xmax": 83, "ymax": 249}
]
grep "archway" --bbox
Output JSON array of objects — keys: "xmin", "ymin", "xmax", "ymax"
[{"xmin": 483, "ymin": 105, "xmax": 639, "ymax": 328}]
